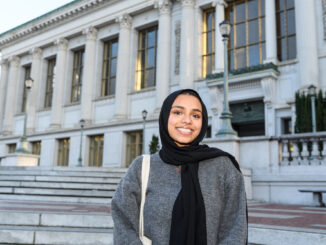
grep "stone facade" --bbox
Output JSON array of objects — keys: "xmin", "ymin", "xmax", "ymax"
[{"xmin": 0, "ymin": 0, "xmax": 325, "ymax": 204}]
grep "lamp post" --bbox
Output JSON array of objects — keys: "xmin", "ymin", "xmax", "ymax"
[
  {"xmin": 77, "ymin": 119, "xmax": 85, "ymax": 167},
  {"xmin": 15, "ymin": 77, "xmax": 34, "ymax": 153},
  {"xmin": 216, "ymin": 20, "xmax": 237, "ymax": 138},
  {"xmin": 142, "ymin": 110, "xmax": 148, "ymax": 154},
  {"xmin": 308, "ymin": 84, "xmax": 317, "ymax": 133}
]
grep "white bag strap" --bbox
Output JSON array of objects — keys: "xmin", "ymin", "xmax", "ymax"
[{"xmin": 139, "ymin": 154, "xmax": 150, "ymax": 240}]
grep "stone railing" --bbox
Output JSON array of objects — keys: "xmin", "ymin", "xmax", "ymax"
[{"xmin": 279, "ymin": 132, "xmax": 326, "ymax": 166}]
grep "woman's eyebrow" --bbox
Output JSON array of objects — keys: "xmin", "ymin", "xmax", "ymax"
[{"xmin": 171, "ymin": 105, "xmax": 202, "ymax": 113}]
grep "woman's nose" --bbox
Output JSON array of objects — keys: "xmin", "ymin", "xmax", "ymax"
[{"xmin": 182, "ymin": 114, "xmax": 191, "ymax": 124}]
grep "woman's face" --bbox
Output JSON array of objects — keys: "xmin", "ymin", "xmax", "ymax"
[{"xmin": 168, "ymin": 94, "xmax": 203, "ymax": 147}]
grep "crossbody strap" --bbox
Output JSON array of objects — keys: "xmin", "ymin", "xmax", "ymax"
[{"xmin": 139, "ymin": 154, "xmax": 150, "ymax": 239}]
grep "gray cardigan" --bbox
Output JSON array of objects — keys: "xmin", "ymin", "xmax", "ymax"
[{"xmin": 111, "ymin": 152, "xmax": 247, "ymax": 245}]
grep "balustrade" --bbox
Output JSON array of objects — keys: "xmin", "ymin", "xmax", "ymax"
[{"xmin": 279, "ymin": 132, "xmax": 326, "ymax": 166}]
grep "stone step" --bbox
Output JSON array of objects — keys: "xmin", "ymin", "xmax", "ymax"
[
  {"xmin": 0, "ymin": 180, "xmax": 118, "ymax": 190},
  {"xmin": 0, "ymin": 170, "xmax": 126, "ymax": 178},
  {"xmin": 0, "ymin": 187, "xmax": 115, "ymax": 197},
  {"xmin": 0, "ymin": 212, "xmax": 113, "ymax": 228},
  {"xmin": 0, "ymin": 175, "xmax": 122, "ymax": 184},
  {"xmin": 0, "ymin": 226, "xmax": 113, "ymax": 245},
  {"xmin": 0, "ymin": 166, "xmax": 126, "ymax": 173},
  {"xmin": 0, "ymin": 194, "xmax": 112, "ymax": 204}
]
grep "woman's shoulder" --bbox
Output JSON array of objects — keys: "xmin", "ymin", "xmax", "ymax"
[{"xmin": 200, "ymin": 155, "xmax": 241, "ymax": 176}]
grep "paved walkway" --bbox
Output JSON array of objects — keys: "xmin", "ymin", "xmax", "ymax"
[{"xmin": 1, "ymin": 199, "xmax": 326, "ymax": 244}]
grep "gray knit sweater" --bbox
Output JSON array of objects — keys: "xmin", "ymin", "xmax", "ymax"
[{"xmin": 111, "ymin": 152, "xmax": 247, "ymax": 245}]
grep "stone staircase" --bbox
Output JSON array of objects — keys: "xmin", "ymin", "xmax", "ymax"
[{"xmin": 0, "ymin": 166, "xmax": 127, "ymax": 244}]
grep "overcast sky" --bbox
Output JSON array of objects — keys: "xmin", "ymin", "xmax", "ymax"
[{"xmin": 0, "ymin": 0, "xmax": 74, "ymax": 34}]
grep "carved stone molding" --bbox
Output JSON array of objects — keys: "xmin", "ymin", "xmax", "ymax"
[
  {"xmin": 116, "ymin": 13, "xmax": 132, "ymax": 30},
  {"xmin": 55, "ymin": 38, "xmax": 68, "ymax": 51},
  {"xmin": 0, "ymin": 58, "xmax": 8, "ymax": 67},
  {"xmin": 30, "ymin": 47, "xmax": 42, "ymax": 59},
  {"xmin": 174, "ymin": 20, "xmax": 181, "ymax": 75},
  {"xmin": 9, "ymin": 56, "xmax": 20, "ymax": 67},
  {"xmin": 181, "ymin": 0, "xmax": 195, "ymax": 7},
  {"xmin": 157, "ymin": 0, "xmax": 172, "ymax": 15},
  {"xmin": 323, "ymin": 0, "xmax": 326, "ymax": 40},
  {"xmin": 212, "ymin": 0, "xmax": 227, "ymax": 8},
  {"xmin": 261, "ymin": 77, "xmax": 276, "ymax": 105},
  {"xmin": 83, "ymin": 26, "xmax": 98, "ymax": 40}
]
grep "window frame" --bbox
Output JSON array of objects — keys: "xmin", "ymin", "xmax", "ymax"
[
  {"xmin": 202, "ymin": 8, "xmax": 215, "ymax": 78},
  {"xmin": 125, "ymin": 130, "xmax": 143, "ymax": 167},
  {"xmin": 71, "ymin": 49, "xmax": 85, "ymax": 103},
  {"xmin": 44, "ymin": 58, "xmax": 56, "ymax": 108},
  {"xmin": 101, "ymin": 39, "xmax": 118, "ymax": 97},
  {"xmin": 135, "ymin": 26, "xmax": 158, "ymax": 91},
  {"xmin": 226, "ymin": 0, "xmax": 266, "ymax": 70},
  {"xmin": 57, "ymin": 138, "xmax": 70, "ymax": 166},
  {"xmin": 88, "ymin": 134, "xmax": 104, "ymax": 167}
]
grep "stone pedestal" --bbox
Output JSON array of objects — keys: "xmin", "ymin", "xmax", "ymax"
[{"xmin": 1, "ymin": 153, "xmax": 39, "ymax": 167}]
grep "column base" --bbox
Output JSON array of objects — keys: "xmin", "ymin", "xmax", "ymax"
[
  {"xmin": 110, "ymin": 114, "xmax": 127, "ymax": 122},
  {"xmin": 1, "ymin": 130, "xmax": 12, "ymax": 136},
  {"xmin": 49, "ymin": 123, "xmax": 61, "ymax": 130}
]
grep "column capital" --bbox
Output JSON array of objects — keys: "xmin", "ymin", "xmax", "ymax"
[
  {"xmin": 30, "ymin": 47, "xmax": 42, "ymax": 59},
  {"xmin": 0, "ymin": 58, "xmax": 8, "ymax": 66},
  {"xmin": 83, "ymin": 26, "xmax": 98, "ymax": 40},
  {"xmin": 55, "ymin": 38, "xmax": 68, "ymax": 51},
  {"xmin": 115, "ymin": 14, "xmax": 132, "ymax": 29},
  {"xmin": 181, "ymin": 0, "xmax": 195, "ymax": 7},
  {"xmin": 212, "ymin": 0, "xmax": 227, "ymax": 8},
  {"xmin": 155, "ymin": 0, "xmax": 172, "ymax": 15},
  {"xmin": 9, "ymin": 56, "xmax": 20, "ymax": 67}
]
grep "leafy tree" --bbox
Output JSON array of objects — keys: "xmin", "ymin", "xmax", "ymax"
[{"xmin": 149, "ymin": 135, "xmax": 160, "ymax": 154}]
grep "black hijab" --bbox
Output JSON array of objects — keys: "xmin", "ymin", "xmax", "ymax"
[{"xmin": 158, "ymin": 89, "xmax": 242, "ymax": 245}]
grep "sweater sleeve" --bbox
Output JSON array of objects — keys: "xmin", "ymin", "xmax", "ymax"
[
  {"xmin": 217, "ymin": 160, "xmax": 248, "ymax": 245},
  {"xmin": 111, "ymin": 156, "xmax": 143, "ymax": 245}
]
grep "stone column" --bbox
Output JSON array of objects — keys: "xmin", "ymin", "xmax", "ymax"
[
  {"xmin": 0, "ymin": 59, "xmax": 9, "ymax": 132},
  {"xmin": 27, "ymin": 47, "xmax": 42, "ymax": 133},
  {"xmin": 264, "ymin": 0, "xmax": 277, "ymax": 64},
  {"xmin": 113, "ymin": 14, "xmax": 132, "ymax": 120},
  {"xmin": 213, "ymin": 0, "xmax": 226, "ymax": 73},
  {"xmin": 155, "ymin": 1, "xmax": 172, "ymax": 113},
  {"xmin": 50, "ymin": 38, "xmax": 68, "ymax": 129},
  {"xmin": 81, "ymin": 27, "xmax": 98, "ymax": 124},
  {"xmin": 3, "ymin": 56, "xmax": 20, "ymax": 135},
  {"xmin": 295, "ymin": 0, "xmax": 319, "ymax": 88},
  {"xmin": 180, "ymin": 0, "xmax": 195, "ymax": 89},
  {"xmin": 261, "ymin": 77, "xmax": 276, "ymax": 136}
]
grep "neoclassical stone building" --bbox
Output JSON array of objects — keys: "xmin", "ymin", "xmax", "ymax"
[{"xmin": 0, "ymin": 0, "xmax": 325, "ymax": 174}]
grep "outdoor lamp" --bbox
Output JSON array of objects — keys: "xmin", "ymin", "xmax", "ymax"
[
  {"xmin": 142, "ymin": 110, "xmax": 148, "ymax": 121},
  {"xmin": 308, "ymin": 84, "xmax": 316, "ymax": 96},
  {"xmin": 25, "ymin": 77, "xmax": 34, "ymax": 89},
  {"xmin": 219, "ymin": 20, "xmax": 231, "ymax": 38}
]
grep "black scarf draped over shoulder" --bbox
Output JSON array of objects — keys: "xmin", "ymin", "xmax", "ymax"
[{"xmin": 158, "ymin": 89, "xmax": 242, "ymax": 245}]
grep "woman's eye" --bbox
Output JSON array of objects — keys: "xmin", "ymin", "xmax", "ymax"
[
  {"xmin": 193, "ymin": 114, "xmax": 201, "ymax": 119},
  {"xmin": 173, "ymin": 111, "xmax": 182, "ymax": 115}
]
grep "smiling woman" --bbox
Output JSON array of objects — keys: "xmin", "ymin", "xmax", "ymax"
[{"xmin": 111, "ymin": 89, "xmax": 248, "ymax": 245}]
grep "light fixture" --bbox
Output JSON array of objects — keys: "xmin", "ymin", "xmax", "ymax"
[
  {"xmin": 25, "ymin": 77, "xmax": 34, "ymax": 89},
  {"xmin": 219, "ymin": 20, "xmax": 231, "ymax": 38}
]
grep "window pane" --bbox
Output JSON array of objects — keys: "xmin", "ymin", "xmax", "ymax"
[
  {"xmin": 111, "ymin": 41, "xmax": 118, "ymax": 57},
  {"xmin": 276, "ymin": 0, "xmax": 285, "ymax": 11},
  {"xmin": 288, "ymin": 36, "xmax": 296, "ymax": 59},
  {"xmin": 286, "ymin": 0, "xmax": 294, "ymax": 9},
  {"xmin": 146, "ymin": 69, "xmax": 155, "ymax": 87},
  {"xmin": 279, "ymin": 12, "xmax": 285, "ymax": 36},
  {"xmin": 235, "ymin": 47, "xmax": 246, "ymax": 68},
  {"xmin": 249, "ymin": 44, "xmax": 260, "ymax": 66},
  {"xmin": 248, "ymin": 0, "xmax": 258, "ymax": 19},
  {"xmin": 147, "ymin": 30, "xmax": 156, "ymax": 47},
  {"xmin": 110, "ymin": 58, "xmax": 117, "ymax": 76},
  {"xmin": 261, "ymin": 18, "xmax": 265, "ymax": 41},
  {"xmin": 207, "ymin": 32, "xmax": 213, "ymax": 53},
  {"xmin": 236, "ymin": 23, "xmax": 246, "ymax": 47},
  {"xmin": 229, "ymin": 49, "xmax": 234, "ymax": 70},
  {"xmin": 248, "ymin": 20, "xmax": 259, "ymax": 43},
  {"xmin": 207, "ymin": 12, "xmax": 213, "ymax": 31},
  {"xmin": 262, "ymin": 42, "xmax": 266, "ymax": 61},
  {"xmin": 261, "ymin": 0, "xmax": 265, "ymax": 17},
  {"xmin": 287, "ymin": 9, "xmax": 296, "ymax": 35},
  {"xmin": 147, "ymin": 48, "xmax": 155, "ymax": 68},
  {"xmin": 109, "ymin": 78, "xmax": 116, "ymax": 95},
  {"xmin": 235, "ymin": 2, "xmax": 246, "ymax": 22}
]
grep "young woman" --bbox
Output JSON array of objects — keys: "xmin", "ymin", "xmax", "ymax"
[{"xmin": 111, "ymin": 89, "xmax": 248, "ymax": 245}]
